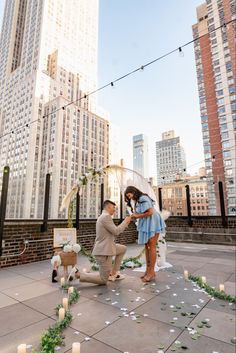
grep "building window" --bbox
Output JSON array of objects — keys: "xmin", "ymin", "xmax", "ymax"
[
  {"xmin": 231, "ymin": 103, "xmax": 236, "ymax": 111},
  {"xmin": 218, "ymin": 106, "xmax": 226, "ymax": 114},
  {"xmin": 223, "ymin": 141, "xmax": 230, "ymax": 149}
]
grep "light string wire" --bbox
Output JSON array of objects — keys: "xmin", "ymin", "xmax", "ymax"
[{"xmin": 0, "ymin": 18, "xmax": 235, "ymax": 142}]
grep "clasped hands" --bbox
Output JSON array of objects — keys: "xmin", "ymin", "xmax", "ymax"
[{"xmin": 124, "ymin": 213, "xmax": 139, "ymax": 224}]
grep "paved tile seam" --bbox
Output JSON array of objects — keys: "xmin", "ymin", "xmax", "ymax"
[
  {"xmin": 0, "ymin": 316, "xmax": 50, "ymax": 338},
  {"xmin": 0, "ymin": 270, "xmax": 51, "ymax": 283},
  {"xmin": 69, "ymin": 314, "xmax": 122, "ymax": 338},
  {"xmin": 21, "ymin": 300, "xmax": 59, "ymax": 321},
  {"xmin": 224, "ymin": 271, "xmax": 236, "ymax": 283}
]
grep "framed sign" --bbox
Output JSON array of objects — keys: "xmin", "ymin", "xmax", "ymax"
[{"xmin": 53, "ymin": 228, "xmax": 76, "ymax": 248}]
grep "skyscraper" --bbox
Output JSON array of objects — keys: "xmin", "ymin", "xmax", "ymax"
[
  {"xmin": 192, "ymin": 0, "xmax": 236, "ymax": 215},
  {"xmin": 156, "ymin": 130, "xmax": 186, "ymax": 185},
  {"xmin": 133, "ymin": 134, "xmax": 149, "ymax": 178},
  {"xmin": 0, "ymin": 0, "xmax": 109, "ymax": 219}
]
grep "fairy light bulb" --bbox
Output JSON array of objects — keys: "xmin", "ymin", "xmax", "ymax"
[{"xmin": 178, "ymin": 47, "xmax": 184, "ymax": 57}]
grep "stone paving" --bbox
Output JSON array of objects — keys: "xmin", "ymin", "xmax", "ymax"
[{"xmin": 0, "ymin": 242, "xmax": 235, "ymax": 353}]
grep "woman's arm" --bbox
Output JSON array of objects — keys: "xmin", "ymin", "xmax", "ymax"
[{"xmin": 132, "ymin": 208, "xmax": 153, "ymax": 219}]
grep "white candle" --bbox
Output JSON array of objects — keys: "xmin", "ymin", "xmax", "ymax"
[
  {"xmin": 17, "ymin": 344, "xmax": 27, "ymax": 353},
  {"xmin": 219, "ymin": 284, "xmax": 225, "ymax": 292},
  {"xmin": 184, "ymin": 270, "xmax": 189, "ymax": 280},
  {"xmin": 82, "ymin": 268, "xmax": 87, "ymax": 273},
  {"xmin": 72, "ymin": 342, "xmax": 81, "ymax": 353},
  {"xmin": 63, "ymin": 297, "xmax": 69, "ymax": 311},
  {"xmin": 68, "ymin": 286, "xmax": 74, "ymax": 294},
  {"xmin": 60, "ymin": 277, "xmax": 65, "ymax": 286},
  {"xmin": 201, "ymin": 276, "xmax": 206, "ymax": 284},
  {"xmin": 59, "ymin": 307, "xmax": 65, "ymax": 321}
]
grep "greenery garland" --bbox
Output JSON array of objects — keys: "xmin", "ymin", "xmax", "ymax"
[
  {"xmin": 80, "ymin": 245, "xmax": 145, "ymax": 271},
  {"xmin": 189, "ymin": 275, "xmax": 236, "ymax": 303},
  {"xmin": 68, "ymin": 198, "xmax": 76, "ymax": 228},
  {"xmin": 31, "ymin": 287, "xmax": 80, "ymax": 353}
]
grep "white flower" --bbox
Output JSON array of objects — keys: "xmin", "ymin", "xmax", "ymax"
[
  {"xmin": 63, "ymin": 244, "xmax": 73, "ymax": 252},
  {"xmin": 72, "ymin": 244, "xmax": 81, "ymax": 253},
  {"xmin": 189, "ymin": 329, "xmax": 197, "ymax": 335}
]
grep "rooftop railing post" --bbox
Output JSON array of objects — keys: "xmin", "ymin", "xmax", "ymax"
[
  {"xmin": 100, "ymin": 183, "xmax": 104, "ymax": 214},
  {"xmin": 185, "ymin": 184, "xmax": 193, "ymax": 227},
  {"xmin": 218, "ymin": 181, "xmax": 227, "ymax": 227},
  {"xmin": 75, "ymin": 190, "xmax": 80, "ymax": 229},
  {"xmin": 41, "ymin": 173, "xmax": 50, "ymax": 232},
  {"xmin": 119, "ymin": 192, "xmax": 123, "ymax": 224},
  {"xmin": 158, "ymin": 187, "xmax": 162, "ymax": 211},
  {"xmin": 0, "ymin": 166, "xmax": 10, "ymax": 256}
]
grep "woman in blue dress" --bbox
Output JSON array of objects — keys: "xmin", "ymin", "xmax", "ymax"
[{"xmin": 125, "ymin": 186, "xmax": 165, "ymax": 282}]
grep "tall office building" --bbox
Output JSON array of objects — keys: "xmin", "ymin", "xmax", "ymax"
[
  {"xmin": 156, "ymin": 130, "xmax": 186, "ymax": 185},
  {"xmin": 0, "ymin": 0, "xmax": 109, "ymax": 219},
  {"xmin": 133, "ymin": 134, "xmax": 149, "ymax": 178},
  {"xmin": 193, "ymin": 0, "xmax": 236, "ymax": 215}
]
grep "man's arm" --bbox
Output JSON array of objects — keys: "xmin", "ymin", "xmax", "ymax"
[{"xmin": 102, "ymin": 215, "xmax": 131, "ymax": 236}]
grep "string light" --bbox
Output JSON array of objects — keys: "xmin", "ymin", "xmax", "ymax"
[
  {"xmin": 178, "ymin": 47, "xmax": 184, "ymax": 57},
  {"xmin": 110, "ymin": 82, "xmax": 114, "ymax": 87},
  {"xmin": 221, "ymin": 22, "xmax": 227, "ymax": 33}
]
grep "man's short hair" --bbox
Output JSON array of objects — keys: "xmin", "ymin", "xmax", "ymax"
[{"xmin": 103, "ymin": 200, "xmax": 116, "ymax": 208}]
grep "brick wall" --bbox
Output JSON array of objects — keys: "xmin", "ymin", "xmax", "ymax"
[
  {"xmin": 0, "ymin": 220, "xmax": 137, "ymax": 268},
  {"xmin": 166, "ymin": 216, "xmax": 236, "ymax": 245},
  {"xmin": 0, "ymin": 216, "xmax": 235, "ymax": 268}
]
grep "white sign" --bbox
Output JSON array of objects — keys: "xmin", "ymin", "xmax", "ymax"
[{"xmin": 53, "ymin": 228, "xmax": 77, "ymax": 248}]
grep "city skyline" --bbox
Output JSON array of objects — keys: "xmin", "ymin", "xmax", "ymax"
[
  {"xmin": 0, "ymin": 0, "xmax": 234, "ymax": 184},
  {"xmin": 0, "ymin": 0, "xmax": 206, "ymax": 178}
]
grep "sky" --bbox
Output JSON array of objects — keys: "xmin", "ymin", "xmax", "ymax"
[{"xmin": 0, "ymin": 0, "xmax": 204, "ymax": 179}]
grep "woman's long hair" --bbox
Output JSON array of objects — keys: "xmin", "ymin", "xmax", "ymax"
[{"xmin": 124, "ymin": 186, "xmax": 154, "ymax": 211}]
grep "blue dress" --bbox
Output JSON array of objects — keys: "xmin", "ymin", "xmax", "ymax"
[{"xmin": 135, "ymin": 195, "xmax": 166, "ymax": 245}]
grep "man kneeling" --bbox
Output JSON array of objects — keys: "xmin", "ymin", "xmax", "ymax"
[{"xmin": 68, "ymin": 200, "xmax": 131, "ymax": 284}]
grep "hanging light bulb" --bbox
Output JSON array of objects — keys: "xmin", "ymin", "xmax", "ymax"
[
  {"xmin": 178, "ymin": 47, "xmax": 184, "ymax": 57},
  {"xmin": 221, "ymin": 22, "xmax": 227, "ymax": 33},
  {"xmin": 110, "ymin": 82, "xmax": 114, "ymax": 87},
  {"xmin": 140, "ymin": 65, "xmax": 144, "ymax": 71},
  {"xmin": 212, "ymin": 155, "xmax": 216, "ymax": 162}
]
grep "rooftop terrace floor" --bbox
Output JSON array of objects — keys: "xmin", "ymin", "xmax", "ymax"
[{"xmin": 0, "ymin": 242, "xmax": 235, "ymax": 353}]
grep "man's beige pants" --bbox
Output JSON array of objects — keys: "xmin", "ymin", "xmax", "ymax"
[{"xmin": 80, "ymin": 244, "xmax": 126, "ymax": 285}]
